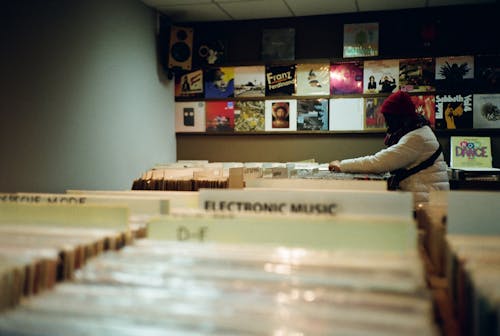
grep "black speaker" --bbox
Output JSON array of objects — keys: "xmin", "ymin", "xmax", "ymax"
[{"xmin": 168, "ymin": 26, "xmax": 193, "ymax": 70}]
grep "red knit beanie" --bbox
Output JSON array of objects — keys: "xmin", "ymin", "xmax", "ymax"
[{"xmin": 380, "ymin": 91, "xmax": 417, "ymax": 119}]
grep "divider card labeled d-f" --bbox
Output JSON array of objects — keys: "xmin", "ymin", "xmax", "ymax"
[
  {"xmin": 198, "ymin": 188, "xmax": 413, "ymax": 221},
  {"xmin": 147, "ymin": 215, "xmax": 416, "ymax": 252}
]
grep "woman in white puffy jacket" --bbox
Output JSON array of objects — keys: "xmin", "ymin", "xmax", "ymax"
[{"xmin": 329, "ymin": 91, "xmax": 449, "ymax": 207}]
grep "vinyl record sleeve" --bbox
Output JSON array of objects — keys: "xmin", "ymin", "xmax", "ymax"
[
  {"xmin": 363, "ymin": 60, "xmax": 399, "ymax": 94},
  {"xmin": 264, "ymin": 99, "xmax": 297, "ymax": 131}
]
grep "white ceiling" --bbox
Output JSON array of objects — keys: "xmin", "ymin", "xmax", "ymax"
[{"xmin": 141, "ymin": 0, "xmax": 495, "ymax": 22}]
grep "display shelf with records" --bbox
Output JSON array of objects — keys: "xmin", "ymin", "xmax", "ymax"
[
  {"xmin": 174, "ymin": 53, "xmax": 499, "ymax": 139},
  {"xmin": 0, "ymin": 201, "xmax": 134, "ymax": 312},
  {"xmin": 0, "ymin": 187, "xmax": 441, "ymax": 335},
  {"xmin": 416, "ymin": 191, "xmax": 500, "ymax": 336},
  {"xmin": 131, "ymin": 160, "xmax": 391, "ymax": 192}
]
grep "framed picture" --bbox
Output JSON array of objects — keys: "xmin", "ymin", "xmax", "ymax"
[{"xmin": 343, "ymin": 22, "xmax": 379, "ymax": 58}]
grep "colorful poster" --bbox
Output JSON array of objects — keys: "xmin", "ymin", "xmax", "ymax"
[
  {"xmin": 343, "ymin": 22, "xmax": 379, "ymax": 58},
  {"xmin": 399, "ymin": 58, "xmax": 435, "ymax": 92},
  {"xmin": 265, "ymin": 65, "xmax": 296, "ymax": 96},
  {"xmin": 234, "ymin": 101, "xmax": 265, "ymax": 132},
  {"xmin": 295, "ymin": 64, "xmax": 330, "ymax": 96},
  {"xmin": 330, "ymin": 62, "xmax": 363, "ymax": 95},
  {"xmin": 450, "ymin": 136, "xmax": 492, "ymax": 169},
  {"xmin": 204, "ymin": 67, "xmax": 235, "ymax": 98},
  {"xmin": 364, "ymin": 97, "xmax": 386, "ymax": 130},
  {"xmin": 174, "ymin": 69, "xmax": 204, "ymax": 98},
  {"xmin": 363, "ymin": 60, "xmax": 399, "ymax": 94},
  {"xmin": 329, "ymin": 98, "xmax": 364, "ymax": 131},
  {"xmin": 435, "ymin": 94, "xmax": 473, "ymax": 129},
  {"xmin": 410, "ymin": 95, "xmax": 436, "ymax": 128},
  {"xmin": 175, "ymin": 101, "xmax": 206, "ymax": 133},
  {"xmin": 205, "ymin": 101, "xmax": 235, "ymax": 132},
  {"xmin": 234, "ymin": 66, "xmax": 265, "ymax": 97},
  {"xmin": 473, "ymin": 94, "xmax": 500, "ymax": 129},
  {"xmin": 435, "ymin": 56, "xmax": 474, "ymax": 90},
  {"xmin": 296, "ymin": 99, "xmax": 328, "ymax": 131},
  {"xmin": 264, "ymin": 99, "xmax": 297, "ymax": 131}
]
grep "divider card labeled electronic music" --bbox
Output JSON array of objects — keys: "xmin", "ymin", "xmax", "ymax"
[{"xmin": 198, "ymin": 188, "xmax": 413, "ymax": 220}]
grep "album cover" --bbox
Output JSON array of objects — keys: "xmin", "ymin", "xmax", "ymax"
[
  {"xmin": 261, "ymin": 28, "xmax": 295, "ymax": 61},
  {"xmin": 175, "ymin": 102, "xmax": 206, "ymax": 133},
  {"xmin": 475, "ymin": 55, "xmax": 500, "ymax": 92},
  {"xmin": 330, "ymin": 61, "xmax": 364, "ymax": 95},
  {"xmin": 204, "ymin": 67, "xmax": 235, "ymax": 98},
  {"xmin": 296, "ymin": 99, "xmax": 328, "ymax": 131},
  {"xmin": 435, "ymin": 94, "xmax": 473, "ymax": 129},
  {"xmin": 410, "ymin": 95, "xmax": 436, "ymax": 128},
  {"xmin": 205, "ymin": 101, "xmax": 235, "ymax": 132},
  {"xmin": 343, "ymin": 22, "xmax": 379, "ymax": 58},
  {"xmin": 363, "ymin": 60, "xmax": 399, "ymax": 94},
  {"xmin": 234, "ymin": 66, "xmax": 265, "ymax": 97},
  {"xmin": 329, "ymin": 98, "xmax": 364, "ymax": 131},
  {"xmin": 265, "ymin": 65, "xmax": 296, "ymax": 96},
  {"xmin": 399, "ymin": 58, "xmax": 435, "ymax": 92},
  {"xmin": 174, "ymin": 69, "xmax": 204, "ymax": 98},
  {"xmin": 450, "ymin": 136, "xmax": 493, "ymax": 169},
  {"xmin": 196, "ymin": 39, "xmax": 226, "ymax": 66},
  {"xmin": 234, "ymin": 100, "xmax": 265, "ymax": 132},
  {"xmin": 264, "ymin": 99, "xmax": 297, "ymax": 131},
  {"xmin": 473, "ymin": 94, "xmax": 500, "ymax": 129},
  {"xmin": 435, "ymin": 56, "xmax": 474, "ymax": 91},
  {"xmin": 364, "ymin": 97, "xmax": 387, "ymax": 130},
  {"xmin": 295, "ymin": 64, "xmax": 330, "ymax": 96}
]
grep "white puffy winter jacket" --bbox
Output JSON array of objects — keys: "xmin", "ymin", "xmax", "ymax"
[{"xmin": 339, "ymin": 126, "xmax": 450, "ymax": 206}]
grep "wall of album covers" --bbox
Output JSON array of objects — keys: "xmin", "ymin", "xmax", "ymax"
[
  {"xmin": 174, "ymin": 56, "xmax": 499, "ymax": 133},
  {"xmin": 171, "ymin": 3, "xmax": 500, "ymax": 165}
]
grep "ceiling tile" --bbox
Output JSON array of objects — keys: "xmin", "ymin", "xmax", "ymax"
[
  {"xmin": 157, "ymin": 3, "xmax": 231, "ymax": 22},
  {"xmin": 428, "ymin": 0, "xmax": 494, "ymax": 6},
  {"xmin": 285, "ymin": 0, "xmax": 357, "ymax": 16},
  {"xmin": 218, "ymin": 0, "xmax": 292, "ymax": 20},
  {"xmin": 142, "ymin": 0, "xmax": 212, "ymax": 7},
  {"xmin": 357, "ymin": 0, "xmax": 426, "ymax": 12}
]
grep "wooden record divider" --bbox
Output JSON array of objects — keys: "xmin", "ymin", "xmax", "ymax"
[{"xmin": 0, "ymin": 201, "xmax": 130, "ymax": 311}]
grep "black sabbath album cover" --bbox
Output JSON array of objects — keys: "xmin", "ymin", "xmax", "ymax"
[
  {"xmin": 435, "ymin": 94, "xmax": 473, "ymax": 129},
  {"xmin": 265, "ymin": 65, "xmax": 296, "ymax": 96}
]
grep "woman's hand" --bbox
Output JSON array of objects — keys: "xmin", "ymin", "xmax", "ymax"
[{"xmin": 328, "ymin": 160, "xmax": 342, "ymax": 172}]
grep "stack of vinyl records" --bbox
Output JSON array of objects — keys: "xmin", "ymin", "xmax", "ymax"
[
  {"xmin": 0, "ymin": 225, "xmax": 128, "ymax": 311},
  {"xmin": 0, "ymin": 240, "xmax": 439, "ymax": 335},
  {"xmin": 446, "ymin": 235, "xmax": 500, "ymax": 336}
]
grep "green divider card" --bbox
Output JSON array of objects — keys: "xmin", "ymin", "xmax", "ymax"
[
  {"xmin": 0, "ymin": 202, "xmax": 129, "ymax": 230},
  {"xmin": 0, "ymin": 192, "xmax": 170, "ymax": 216},
  {"xmin": 147, "ymin": 215, "xmax": 416, "ymax": 252},
  {"xmin": 65, "ymin": 190, "xmax": 199, "ymax": 210}
]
